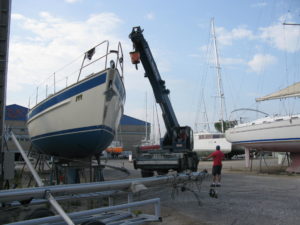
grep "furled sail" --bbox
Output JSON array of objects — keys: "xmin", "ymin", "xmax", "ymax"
[{"xmin": 256, "ymin": 82, "xmax": 300, "ymax": 102}]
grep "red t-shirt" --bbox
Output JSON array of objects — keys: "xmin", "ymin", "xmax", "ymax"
[{"xmin": 209, "ymin": 150, "xmax": 224, "ymax": 166}]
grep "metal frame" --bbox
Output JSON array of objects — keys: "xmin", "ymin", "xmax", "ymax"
[
  {"xmin": 10, "ymin": 131, "xmax": 75, "ymax": 225},
  {"xmin": 0, "ymin": 0, "xmax": 11, "ymax": 190},
  {"xmin": 1, "ymin": 130, "xmax": 206, "ymax": 224},
  {"xmin": 6, "ymin": 198, "xmax": 161, "ymax": 225},
  {"xmin": 0, "ymin": 171, "xmax": 206, "ymax": 203}
]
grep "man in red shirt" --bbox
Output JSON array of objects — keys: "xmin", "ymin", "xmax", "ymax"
[{"xmin": 206, "ymin": 145, "xmax": 224, "ymax": 187}]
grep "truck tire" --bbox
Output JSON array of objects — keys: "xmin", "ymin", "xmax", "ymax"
[
  {"xmin": 141, "ymin": 170, "xmax": 154, "ymax": 177},
  {"xmin": 191, "ymin": 153, "xmax": 199, "ymax": 172},
  {"xmin": 157, "ymin": 170, "xmax": 168, "ymax": 175}
]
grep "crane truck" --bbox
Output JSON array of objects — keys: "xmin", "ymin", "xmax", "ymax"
[{"xmin": 129, "ymin": 27, "xmax": 199, "ymax": 177}]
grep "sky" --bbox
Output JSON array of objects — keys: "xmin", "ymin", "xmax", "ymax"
[{"xmin": 6, "ymin": 0, "xmax": 300, "ymax": 136}]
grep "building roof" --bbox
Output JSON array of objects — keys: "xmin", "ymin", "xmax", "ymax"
[
  {"xmin": 5, "ymin": 104, "xmax": 150, "ymax": 126},
  {"xmin": 120, "ymin": 114, "xmax": 150, "ymax": 126},
  {"xmin": 6, "ymin": 104, "xmax": 29, "ymax": 121}
]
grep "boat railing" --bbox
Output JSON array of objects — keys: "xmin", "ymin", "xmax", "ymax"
[
  {"xmin": 228, "ymin": 108, "xmax": 270, "ymax": 125},
  {"xmin": 28, "ymin": 41, "xmax": 124, "ymax": 109}
]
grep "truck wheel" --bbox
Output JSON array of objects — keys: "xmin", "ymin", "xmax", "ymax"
[
  {"xmin": 157, "ymin": 170, "xmax": 168, "ymax": 175},
  {"xmin": 141, "ymin": 170, "xmax": 154, "ymax": 177},
  {"xmin": 191, "ymin": 153, "xmax": 199, "ymax": 172}
]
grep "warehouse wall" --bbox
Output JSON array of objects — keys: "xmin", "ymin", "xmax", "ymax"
[{"xmin": 117, "ymin": 124, "xmax": 151, "ymax": 155}]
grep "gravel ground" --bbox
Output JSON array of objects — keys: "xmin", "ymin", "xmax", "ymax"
[
  {"xmin": 108, "ymin": 158, "xmax": 300, "ymax": 225},
  {"xmin": 2, "ymin": 158, "xmax": 300, "ymax": 225}
]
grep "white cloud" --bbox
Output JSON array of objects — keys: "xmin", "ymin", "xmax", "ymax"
[
  {"xmin": 65, "ymin": 0, "xmax": 81, "ymax": 3},
  {"xmin": 259, "ymin": 18, "xmax": 300, "ymax": 53},
  {"xmin": 11, "ymin": 13, "xmax": 25, "ymax": 20},
  {"xmin": 248, "ymin": 54, "xmax": 277, "ymax": 73},
  {"xmin": 188, "ymin": 54, "xmax": 201, "ymax": 58},
  {"xmin": 251, "ymin": 2, "xmax": 267, "ymax": 8},
  {"xmin": 8, "ymin": 12, "xmax": 124, "ymax": 105},
  {"xmin": 216, "ymin": 26, "xmax": 254, "ymax": 46},
  {"xmin": 220, "ymin": 57, "xmax": 246, "ymax": 65},
  {"xmin": 146, "ymin": 12, "xmax": 155, "ymax": 20},
  {"xmin": 197, "ymin": 43, "xmax": 245, "ymax": 66}
]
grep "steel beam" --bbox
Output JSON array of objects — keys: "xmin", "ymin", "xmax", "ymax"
[
  {"xmin": 0, "ymin": 0, "xmax": 11, "ymax": 189},
  {"xmin": 10, "ymin": 132, "xmax": 75, "ymax": 225},
  {"xmin": 7, "ymin": 198, "xmax": 161, "ymax": 225},
  {"xmin": 0, "ymin": 172, "xmax": 207, "ymax": 203}
]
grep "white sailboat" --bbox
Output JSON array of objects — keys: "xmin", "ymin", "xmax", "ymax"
[
  {"xmin": 225, "ymin": 82, "xmax": 300, "ymax": 172},
  {"xmin": 27, "ymin": 41, "xmax": 125, "ymax": 159},
  {"xmin": 193, "ymin": 18, "xmax": 232, "ymax": 157},
  {"xmin": 138, "ymin": 93, "xmax": 161, "ymax": 151}
]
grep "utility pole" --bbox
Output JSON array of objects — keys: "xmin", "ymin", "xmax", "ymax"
[{"xmin": 0, "ymin": 0, "xmax": 11, "ymax": 189}]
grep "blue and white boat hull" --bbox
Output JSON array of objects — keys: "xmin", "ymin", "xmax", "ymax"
[
  {"xmin": 225, "ymin": 115, "xmax": 300, "ymax": 152},
  {"xmin": 27, "ymin": 68, "xmax": 125, "ymax": 158}
]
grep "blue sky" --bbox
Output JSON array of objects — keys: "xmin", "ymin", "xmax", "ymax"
[{"xmin": 7, "ymin": 0, "xmax": 300, "ymax": 134}]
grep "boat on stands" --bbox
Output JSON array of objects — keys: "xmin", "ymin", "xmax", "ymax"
[
  {"xmin": 225, "ymin": 82, "xmax": 300, "ymax": 172},
  {"xmin": 225, "ymin": 114, "xmax": 300, "ymax": 152},
  {"xmin": 27, "ymin": 41, "xmax": 126, "ymax": 158},
  {"xmin": 193, "ymin": 131, "xmax": 231, "ymax": 157}
]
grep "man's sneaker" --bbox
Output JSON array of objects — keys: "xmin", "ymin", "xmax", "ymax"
[
  {"xmin": 216, "ymin": 184, "xmax": 221, "ymax": 187},
  {"xmin": 210, "ymin": 184, "xmax": 216, "ymax": 187}
]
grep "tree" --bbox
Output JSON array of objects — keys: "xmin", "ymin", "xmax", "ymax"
[{"xmin": 214, "ymin": 120, "xmax": 237, "ymax": 133}]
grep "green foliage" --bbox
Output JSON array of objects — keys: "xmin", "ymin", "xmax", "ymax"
[{"xmin": 214, "ymin": 120, "xmax": 237, "ymax": 132}]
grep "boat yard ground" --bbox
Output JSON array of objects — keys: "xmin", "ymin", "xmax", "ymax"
[
  {"xmin": 2, "ymin": 158, "xmax": 300, "ymax": 225},
  {"xmin": 103, "ymin": 158, "xmax": 300, "ymax": 225}
]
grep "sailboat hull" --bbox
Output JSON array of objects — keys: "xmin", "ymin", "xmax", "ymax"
[
  {"xmin": 193, "ymin": 133, "xmax": 232, "ymax": 157},
  {"xmin": 225, "ymin": 115, "xmax": 300, "ymax": 152},
  {"xmin": 27, "ymin": 68, "xmax": 125, "ymax": 158}
]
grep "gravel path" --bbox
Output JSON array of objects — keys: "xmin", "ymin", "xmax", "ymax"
[
  {"xmin": 2, "ymin": 158, "xmax": 300, "ymax": 225},
  {"xmin": 115, "ymin": 158, "xmax": 300, "ymax": 225}
]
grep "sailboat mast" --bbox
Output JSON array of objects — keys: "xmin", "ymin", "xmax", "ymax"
[{"xmin": 211, "ymin": 18, "xmax": 226, "ymax": 133}]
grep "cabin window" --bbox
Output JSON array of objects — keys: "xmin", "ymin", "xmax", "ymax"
[
  {"xmin": 213, "ymin": 134, "xmax": 224, "ymax": 138},
  {"xmin": 76, "ymin": 94, "xmax": 83, "ymax": 102}
]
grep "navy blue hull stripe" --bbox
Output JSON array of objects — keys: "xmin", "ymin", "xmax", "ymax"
[
  {"xmin": 31, "ymin": 127, "xmax": 114, "ymax": 158},
  {"xmin": 31, "ymin": 125, "xmax": 114, "ymax": 141},
  {"xmin": 28, "ymin": 73, "xmax": 107, "ymax": 120},
  {"xmin": 233, "ymin": 137, "xmax": 300, "ymax": 144}
]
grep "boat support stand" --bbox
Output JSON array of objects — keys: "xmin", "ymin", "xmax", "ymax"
[{"xmin": 10, "ymin": 131, "xmax": 75, "ymax": 225}]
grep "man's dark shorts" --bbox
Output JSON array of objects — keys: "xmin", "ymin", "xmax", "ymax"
[{"xmin": 212, "ymin": 165, "xmax": 222, "ymax": 176}]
